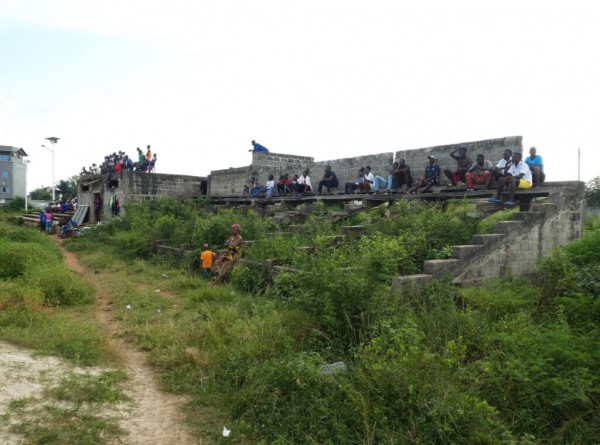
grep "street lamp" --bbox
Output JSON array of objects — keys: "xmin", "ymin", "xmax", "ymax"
[{"xmin": 42, "ymin": 137, "xmax": 60, "ymax": 201}]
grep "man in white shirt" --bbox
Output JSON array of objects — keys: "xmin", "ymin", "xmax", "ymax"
[
  {"xmin": 488, "ymin": 152, "xmax": 532, "ymax": 206},
  {"xmin": 486, "ymin": 149, "xmax": 512, "ymax": 189},
  {"xmin": 358, "ymin": 166, "xmax": 375, "ymax": 193},
  {"xmin": 296, "ymin": 170, "xmax": 312, "ymax": 196}
]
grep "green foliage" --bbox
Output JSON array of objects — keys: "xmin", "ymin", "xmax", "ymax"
[
  {"xmin": 50, "ymin": 370, "xmax": 129, "ymax": 404},
  {"xmin": 584, "ymin": 176, "xmax": 600, "ymax": 207},
  {"xmin": 55, "ymin": 175, "xmax": 78, "ymax": 199},
  {"xmin": 477, "ymin": 208, "xmax": 517, "ymax": 234},
  {"xmin": 29, "ymin": 187, "xmax": 52, "ymax": 200},
  {"xmin": 6, "ymin": 196, "xmax": 25, "ymax": 211}
]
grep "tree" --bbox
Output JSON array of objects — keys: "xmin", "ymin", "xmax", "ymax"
[
  {"xmin": 29, "ymin": 187, "xmax": 52, "ymax": 201},
  {"xmin": 585, "ymin": 176, "xmax": 600, "ymax": 207},
  {"xmin": 55, "ymin": 175, "xmax": 78, "ymax": 200}
]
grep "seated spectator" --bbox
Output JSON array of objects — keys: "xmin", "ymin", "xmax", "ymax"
[
  {"xmin": 488, "ymin": 152, "xmax": 532, "ymax": 206},
  {"xmin": 358, "ymin": 165, "xmax": 375, "ymax": 193},
  {"xmin": 486, "ymin": 149, "xmax": 512, "ymax": 189},
  {"xmin": 251, "ymin": 174, "xmax": 276, "ymax": 198},
  {"xmin": 318, "ymin": 166, "xmax": 339, "ymax": 194},
  {"xmin": 443, "ymin": 146, "xmax": 472, "ymax": 186},
  {"xmin": 59, "ymin": 219, "xmax": 78, "ymax": 238},
  {"xmin": 345, "ymin": 167, "xmax": 365, "ymax": 194},
  {"xmin": 392, "ymin": 159, "xmax": 413, "ymax": 192},
  {"xmin": 243, "ymin": 177, "xmax": 257, "ymax": 197},
  {"xmin": 296, "ymin": 170, "xmax": 312, "ymax": 196},
  {"xmin": 407, "ymin": 155, "xmax": 440, "ymax": 194},
  {"xmin": 465, "ymin": 154, "xmax": 493, "ymax": 191},
  {"xmin": 525, "ymin": 147, "xmax": 545, "ymax": 187},
  {"xmin": 277, "ymin": 173, "xmax": 292, "ymax": 196}
]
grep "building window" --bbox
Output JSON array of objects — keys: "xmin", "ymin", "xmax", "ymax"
[
  {"xmin": 0, "ymin": 154, "xmax": 10, "ymax": 161},
  {"xmin": 1, "ymin": 172, "xmax": 8, "ymax": 177},
  {"xmin": 2, "ymin": 186, "xmax": 9, "ymax": 193}
]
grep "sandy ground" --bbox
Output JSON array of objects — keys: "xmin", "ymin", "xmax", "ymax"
[{"xmin": 0, "ymin": 237, "xmax": 203, "ymax": 445}]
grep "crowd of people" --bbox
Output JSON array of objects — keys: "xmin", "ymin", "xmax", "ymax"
[
  {"xmin": 80, "ymin": 145, "xmax": 157, "ymax": 176},
  {"xmin": 242, "ymin": 146, "xmax": 545, "ymax": 205}
]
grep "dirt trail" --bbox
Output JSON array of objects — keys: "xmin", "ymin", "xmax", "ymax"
[{"xmin": 56, "ymin": 238, "xmax": 201, "ymax": 445}]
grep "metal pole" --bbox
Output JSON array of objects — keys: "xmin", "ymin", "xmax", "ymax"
[
  {"xmin": 44, "ymin": 137, "xmax": 60, "ymax": 202},
  {"xmin": 578, "ymin": 148, "xmax": 580, "ymax": 182}
]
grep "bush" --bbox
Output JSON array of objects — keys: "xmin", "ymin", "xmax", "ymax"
[
  {"xmin": 0, "ymin": 241, "xmax": 58, "ymax": 279},
  {"xmin": 25, "ymin": 264, "xmax": 94, "ymax": 307}
]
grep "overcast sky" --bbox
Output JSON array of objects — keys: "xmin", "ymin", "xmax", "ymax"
[{"xmin": 1, "ymin": 0, "xmax": 599, "ymax": 192}]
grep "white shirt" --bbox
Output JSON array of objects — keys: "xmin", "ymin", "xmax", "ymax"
[
  {"xmin": 298, "ymin": 175, "xmax": 312, "ymax": 188},
  {"xmin": 363, "ymin": 172, "xmax": 375, "ymax": 184},
  {"xmin": 266, "ymin": 180, "xmax": 275, "ymax": 188},
  {"xmin": 508, "ymin": 161, "xmax": 532, "ymax": 183},
  {"xmin": 496, "ymin": 158, "xmax": 509, "ymax": 170}
]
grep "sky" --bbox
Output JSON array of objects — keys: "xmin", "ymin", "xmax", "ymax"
[{"xmin": 1, "ymin": 0, "xmax": 599, "ymax": 193}]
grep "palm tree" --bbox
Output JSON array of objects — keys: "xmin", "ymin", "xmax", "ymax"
[{"xmin": 55, "ymin": 176, "xmax": 78, "ymax": 200}]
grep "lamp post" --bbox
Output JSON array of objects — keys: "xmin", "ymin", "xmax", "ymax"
[{"xmin": 42, "ymin": 137, "xmax": 60, "ymax": 202}]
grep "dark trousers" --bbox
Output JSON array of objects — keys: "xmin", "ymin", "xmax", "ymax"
[{"xmin": 318, "ymin": 179, "xmax": 338, "ymax": 193}]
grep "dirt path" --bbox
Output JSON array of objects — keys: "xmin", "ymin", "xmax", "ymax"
[{"xmin": 56, "ymin": 238, "xmax": 201, "ymax": 445}]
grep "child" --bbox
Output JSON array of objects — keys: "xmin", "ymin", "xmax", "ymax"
[{"xmin": 200, "ymin": 244, "xmax": 215, "ymax": 278}]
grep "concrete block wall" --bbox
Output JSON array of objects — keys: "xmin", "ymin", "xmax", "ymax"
[
  {"xmin": 207, "ymin": 135, "xmax": 524, "ymax": 195},
  {"xmin": 208, "ymin": 166, "xmax": 254, "ymax": 196},
  {"xmin": 78, "ymin": 170, "xmax": 206, "ymax": 222},
  {"xmin": 396, "ymin": 136, "xmax": 523, "ymax": 185},
  {"xmin": 313, "ymin": 152, "xmax": 394, "ymax": 189}
]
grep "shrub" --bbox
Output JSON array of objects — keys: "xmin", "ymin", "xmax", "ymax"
[
  {"xmin": 25, "ymin": 264, "xmax": 94, "ymax": 307},
  {"xmin": 0, "ymin": 241, "xmax": 58, "ymax": 279}
]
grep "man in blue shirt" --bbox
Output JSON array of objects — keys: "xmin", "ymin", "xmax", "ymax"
[
  {"xmin": 249, "ymin": 140, "xmax": 269, "ymax": 153},
  {"xmin": 318, "ymin": 166, "xmax": 339, "ymax": 194},
  {"xmin": 407, "ymin": 155, "xmax": 440, "ymax": 193},
  {"xmin": 524, "ymin": 147, "xmax": 545, "ymax": 187}
]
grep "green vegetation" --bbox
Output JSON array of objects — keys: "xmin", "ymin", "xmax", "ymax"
[
  {"xmin": 585, "ymin": 176, "xmax": 600, "ymax": 207},
  {"xmin": 53, "ymin": 197, "xmax": 600, "ymax": 444}
]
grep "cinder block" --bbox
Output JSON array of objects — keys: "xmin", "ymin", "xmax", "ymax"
[
  {"xmin": 391, "ymin": 274, "xmax": 434, "ymax": 291},
  {"xmin": 471, "ymin": 234, "xmax": 504, "ymax": 246},
  {"xmin": 423, "ymin": 259, "xmax": 460, "ymax": 275},
  {"xmin": 451, "ymin": 245, "xmax": 483, "ymax": 259},
  {"xmin": 512, "ymin": 212, "xmax": 543, "ymax": 223},
  {"xmin": 495, "ymin": 220, "xmax": 524, "ymax": 234}
]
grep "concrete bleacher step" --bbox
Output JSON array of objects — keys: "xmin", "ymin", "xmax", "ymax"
[
  {"xmin": 391, "ymin": 274, "xmax": 435, "ymax": 291},
  {"xmin": 423, "ymin": 259, "xmax": 461, "ymax": 275},
  {"xmin": 471, "ymin": 234, "xmax": 504, "ymax": 246},
  {"xmin": 451, "ymin": 245, "xmax": 484, "ymax": 259},
  {"xmin": 494, "ymin": 220, "xmax": 525, "ymax": 234},
  {"xmin": 512, "ymin": 212, "xmax": 543, "ymax": 223}
]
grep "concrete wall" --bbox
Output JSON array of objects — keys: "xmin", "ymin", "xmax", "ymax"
[
  {"xmin": 396, "ymin": 135, "xmax": 523, "ymax": 185},
  {"xmin": 78, "ymin": 170, "xmax": 207, "ymax": 222},
  {"xmin": 393, "ymin": 181, "xmax": 585, "ymax": 289},
  {"xmin": 207, "ymin": 135, "xmax": 524, "ymax": 195}
]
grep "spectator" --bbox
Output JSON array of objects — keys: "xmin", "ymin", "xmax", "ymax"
[
  {"xmin": 488, "ymin": 152, "xmax": 532, "ymax": 206},
  {"xmin": 465, "ymin": 154, "xmax": 493, "ymax": 191},
  {"xmin": 296, "ymin": 170, "xmax": 312, "ymax": 196},
  {"xmin": 318, "ymin": 166, "xmax": 339, "ymax": 195},
  {"xmin": 358, "ymin": 165, "xmax": 375, "ymax": 193},
  {"xmin": 444, "ymin": 146, "xmax": 472, "ymax": 186},
  {"xmin": 250, "ymin": 140, "xmax": 269, "ymax": 153},
  {"xmin": 210, "ymin": 224, "xmax": 243, "ymax": 285},
  {"xmin": 486, "ymin": 149, "xmax": 512, "ymax": 189},
  {"xmin": 200, "ymin": 244, "xmax": 215, "ymax": 278},
  {"xmin": 392, "ymin": 159, "xmax": 413, "ymax": 192},
  {"xmin": 345, "ymin": 167, "xmax": 365, "ymax": 194},
  {"xmin": 525, "ymin": 147, "xmax": 545, "ymax": 187},
  {"xmin": 407, "ymin": 155, "xmax": 440, "ymax": 194}
]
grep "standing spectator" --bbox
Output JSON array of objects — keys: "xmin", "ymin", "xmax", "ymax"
[
  {"xmin": 318, "ymin": 166, "xmax": 339, "ymax": 195},
  {"xmin": 444, "ymin": 146, "xmax": 472, "ymax": 186},
  {"xmin": 44, "ymin": 209, "xmax": 54, "ymax": 234},
  {"xmin": 465, "ymin": 154, "xmax": 493, "ymax": 191},
  {"xmin": 525, "ymin": 147, "xmax": 545, "ymax": 187},
  {"xmin": 137, "ymin": 147, "xmax": 145, "ymax": 169},
  {"xmin": 249, "ymin": 140, "xmax": 269, "ymax": 153},
  {"xmin": 200, "ymin": 244, "xmax": 215, "ymax": 278},
  {"xmin": 94, "ymin": 194, "xmax": 103, "ymax": 222}
]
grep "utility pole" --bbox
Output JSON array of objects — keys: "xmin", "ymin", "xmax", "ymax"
[{"xmin": 42, "ymin": 137, "xmax": 60, "ymax": 201}]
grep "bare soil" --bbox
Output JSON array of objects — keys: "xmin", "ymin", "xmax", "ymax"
[{"xmin": 0, "ymin": 235, "xmax": 203, "ymax": 444}]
